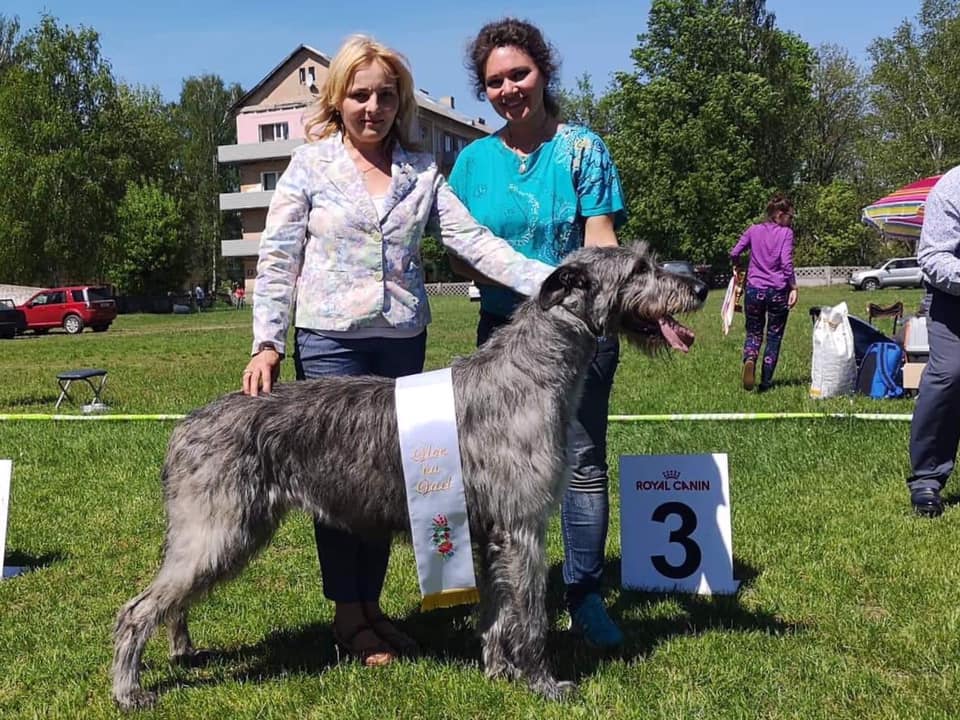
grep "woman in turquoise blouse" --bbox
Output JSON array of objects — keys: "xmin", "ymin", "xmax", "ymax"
[{"xmin": 449, "ymin": 17, "xmax": 627, "ymax": 648}]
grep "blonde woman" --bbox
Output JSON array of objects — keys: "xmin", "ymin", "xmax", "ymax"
[{"xmin": 240, "ymin": 35, "xmax": 552, "ymax": 667}]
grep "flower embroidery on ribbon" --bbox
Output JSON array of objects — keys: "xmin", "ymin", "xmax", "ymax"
[{"xmin": 431, "ymin": 514, "xmax": 455, "ymax": 558}]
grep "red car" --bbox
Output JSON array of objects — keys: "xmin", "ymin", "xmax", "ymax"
[{"xmin": 16, "ymin": 286, "xmax": 117, "ymax": 334}]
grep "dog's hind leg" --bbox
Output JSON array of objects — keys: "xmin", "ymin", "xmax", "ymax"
[
  {"xmin": 112, "ymin": 484, "xmax": 280, "ymax": 710},
  {"xmin": 166, "ymin": 608, "xmax": 195, "ymax": 663}
]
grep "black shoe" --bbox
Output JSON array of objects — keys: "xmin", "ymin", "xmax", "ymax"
[{"xmin": 911, "ymin": 488, "xmax": 944, "ymax": 518}]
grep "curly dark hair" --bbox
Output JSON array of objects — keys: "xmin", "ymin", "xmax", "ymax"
[{"xmin": 465, "ymin": 18, "xmax": 561, "ymax": 117}]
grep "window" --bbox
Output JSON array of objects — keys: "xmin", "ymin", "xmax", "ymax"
[
  {"xmin": 444, "ymin": 134, "xmax": 453, "ymax": 152},
  {"xmin": 308, "ymin": 66, "xmax": 316, "ymax": 82},
  {"xmin": 259, "ymin": 122, "xmax": 289, "ymax": 142},
  {"xmin": 71, "ymin": 290, "xmax": 85, "ymax": 302},
  {"xmin": 299, "ymin": 68, "xmax": 306, "ymax": 84},
  {"xmin": 36, "ymin": 291, "xmax": 65, "ymax": 305},
  {"xmin": 261, "ymin": 172, "xmax": 278, "ymax": 191}
]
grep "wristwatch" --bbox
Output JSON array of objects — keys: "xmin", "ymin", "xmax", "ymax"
[{"xmin": 256, "ymin": 342, "xmax": 284, "ymax": 359}]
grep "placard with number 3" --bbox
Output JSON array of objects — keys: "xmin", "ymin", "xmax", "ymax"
[{"xmin": 619, "ymin": 453, "xmax": 739, "ymax": 595}]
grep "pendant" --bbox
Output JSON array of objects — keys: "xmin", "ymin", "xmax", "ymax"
[{"xmin": 519, "ymin": 158, "xmax": 527, "ymax": 173}]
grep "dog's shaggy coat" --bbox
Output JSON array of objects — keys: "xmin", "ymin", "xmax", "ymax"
[{"xmin": 112, "ymin": 244, "xmax": 707, "ymax": 709}]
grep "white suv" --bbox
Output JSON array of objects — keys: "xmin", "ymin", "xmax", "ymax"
[{"xmin": 848, "ymin": 257, "xmax": 924, "ymax": 291}]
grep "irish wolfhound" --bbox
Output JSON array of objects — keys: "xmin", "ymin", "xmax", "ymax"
[{"xmin": 112, "ymin": 243, "xmax": 707, "ymax": 709}]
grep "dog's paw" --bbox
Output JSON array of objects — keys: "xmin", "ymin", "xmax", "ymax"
[
  {"xmin": 114, "ymin": 688, "xmax": 158, "ymax": 711},
  {"xmin": 531, "ymin": 677, "xmax": 578, "ymax": 701},
  {"xmin": 170, "ymin": 648, "xmax": 214, "ymax": 668}
]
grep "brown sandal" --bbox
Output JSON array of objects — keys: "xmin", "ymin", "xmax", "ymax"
[
  {"xmin": 365, "ymin": 614, "xmax": 420, "ymax": 657},
  {"xmin": 333, "ymin": 623, "xmax": 395, "ymax": 667}
]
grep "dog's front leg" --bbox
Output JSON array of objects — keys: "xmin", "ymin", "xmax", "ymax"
[
  {"xmin": 501, "ymin": 521, "xmax": 576, "ymax": 700},
  {"xmin": 477, "ymin": 530, "xmax": 520, "ymax": 681}
]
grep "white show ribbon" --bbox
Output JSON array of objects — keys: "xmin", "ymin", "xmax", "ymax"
[{"xmin": 395, "ymin": 368, "xmax": 478, "ymax": 610}]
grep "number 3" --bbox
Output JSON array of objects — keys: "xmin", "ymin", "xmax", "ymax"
[{"xmin": 651, "ymin": 502, "xmax": 702, "ymax": 579}]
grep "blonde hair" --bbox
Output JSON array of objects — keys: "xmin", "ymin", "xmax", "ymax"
[{"xmin": 304, "ymin": 34, "xmax": 418, "ymax": 150}]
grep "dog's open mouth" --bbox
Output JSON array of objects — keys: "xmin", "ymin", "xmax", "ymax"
[{"xmin": 627, "ymin": 315, "xmax": 696, "ymax": 352}]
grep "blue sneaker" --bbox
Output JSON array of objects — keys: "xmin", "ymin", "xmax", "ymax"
[{"xmin": 569, "ymin": 593, "xmax": 623, "ymax": 649}]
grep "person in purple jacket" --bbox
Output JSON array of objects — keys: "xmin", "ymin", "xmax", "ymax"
[{"xmin": 729, "ymin": 194, "xmax": 799, "ymax": 391}]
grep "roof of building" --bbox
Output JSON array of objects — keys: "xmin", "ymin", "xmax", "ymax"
[{"xmin": 231, "ymin": 44, "xmax": 490, "ymax": 134}]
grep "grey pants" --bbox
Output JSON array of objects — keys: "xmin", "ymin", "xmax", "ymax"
[{"xmin": 907, "ymin": 288, "xmax": 960, "ymax": 492}]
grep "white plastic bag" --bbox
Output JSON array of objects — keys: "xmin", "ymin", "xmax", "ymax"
[{"xmin": 809, "ymin": 302, "xmax": 857, "ymax": 399}]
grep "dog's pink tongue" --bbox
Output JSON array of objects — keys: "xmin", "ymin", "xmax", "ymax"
[{"xmin": 659, "ymin": 317, "xmax": 695, "ymax": 353}]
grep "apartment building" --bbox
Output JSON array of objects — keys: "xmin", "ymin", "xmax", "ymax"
[{"xmin": 218, "ymin": 45, "xmax": 492, "ymax": 288}]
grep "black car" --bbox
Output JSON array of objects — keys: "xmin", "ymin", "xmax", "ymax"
[
  {"xmin": 0, "ymin": 298, "xmax": 20, "ymax": 339},
  {"xmin": 661, "ymin": 260, "xmax": 715, "ymax": 287}
]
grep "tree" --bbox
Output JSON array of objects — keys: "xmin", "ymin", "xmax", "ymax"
[
  {"xmin": 0, "ymin": 15, "xmax": 118, "ymax": 284},
  {"xmin": 865, "ymin": 0, "xmax": 960, "ymax": 185},
  {"xmin": 557, "ymin": 73, "xmax": 612, "ymax": 133},
  {"xmin": 174, "ymin": 75, "xmax": 244, "ymax": 291},
  {"xmin": 0, "ymin": 14, "xmax": 20, "ymax": 72},
  {"xmin": 804, "ymin": 44, "xmax": 867, "ymax": 185},
  {"xmin": 104, "ymin": 180, "xmax": 188, "ymax": 294},
  {"xmin": 792, "ymin": 180, "xmax": 874, "ymax": 265},
  {"xmin": 605, "ymin": 0, "xmax": 813, "ymax": 264}
]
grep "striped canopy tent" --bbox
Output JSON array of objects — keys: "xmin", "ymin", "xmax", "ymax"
[{"xmin": 861, "ymin": 175, "xmax": 943, "ymax": 245}]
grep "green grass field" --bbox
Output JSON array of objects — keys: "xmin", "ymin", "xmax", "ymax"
[{"xmin": 3, "ymin": 286, "xmax": 959, "ymax": 719}]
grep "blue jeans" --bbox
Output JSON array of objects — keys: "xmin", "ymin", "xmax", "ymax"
[
  {"xmin": 477, "ymin": 310, "xmax": 619, "ymax": 611},
  {"xmin": 907, "ymin": 289, "xmax": 960, "ymax": 493},
  {"xmin": 294, "ymin": 328, "xmax": 427, "ymax": 602}
]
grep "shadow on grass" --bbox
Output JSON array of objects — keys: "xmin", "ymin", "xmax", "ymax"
[
  {"xmin": 3, "ymin": 550, "xmax": 65, "ymax": 571},
  {"xmin": 150, "ymin": 554, "xmax": 800, "ymax": 699},
  {"xmin": 546, "ymin": 556, "xmax": 801, "ymax": 684}
]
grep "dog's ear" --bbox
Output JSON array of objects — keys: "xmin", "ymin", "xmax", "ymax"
[{"xmin": 538, "ymin": 265, "xmax": 591, "ymax": 310}]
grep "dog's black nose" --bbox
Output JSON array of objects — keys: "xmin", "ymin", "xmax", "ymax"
[{"xmin": 693, "ymin": 280, "xmax": 709, "ymax": 303}]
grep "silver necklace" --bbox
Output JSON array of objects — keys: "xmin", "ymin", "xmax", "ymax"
[{"xmin": 505, "ymin": 119, "xmax": 550, "ymax": 174}]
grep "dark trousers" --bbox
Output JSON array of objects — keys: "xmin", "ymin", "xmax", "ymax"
[
  {"xmin": 477, "ymin": 310, "xmax": 619, "ymax": 610},
  {"xmin": 907, "ymin": 289, "xmax": 960, "ymax": 492},
  {"xmin": 742, "ymin": 285, "xmax": 790, "ymax": 387},
  {"xmin": 294, "ymin": 329, "xmax": 427, "ymax": 602}
]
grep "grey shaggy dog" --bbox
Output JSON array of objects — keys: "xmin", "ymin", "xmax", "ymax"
[{"xmin": 112, "ymin": 243, "xmax": 708, "ymax": 710}]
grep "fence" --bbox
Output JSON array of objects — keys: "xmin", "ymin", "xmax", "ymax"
[
  {"xmin": 794, "ymin": 266, "xmax": 868, "ymax": 287},
  {"xmin": 423, "ymin": 269, "xmax": 871, "ymax": 297}
]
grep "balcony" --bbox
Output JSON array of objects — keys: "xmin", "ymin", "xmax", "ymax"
[
  {"xmin": 219, "ymin": 190, "xmax": 273, "ymax": 211},
  {"xmin": 218, "ymin": 138, "xmax": 303, "ymax": 164},
  {"xmin": 221, "ymin": 239, "xmax": 261, "ymax": 257}
]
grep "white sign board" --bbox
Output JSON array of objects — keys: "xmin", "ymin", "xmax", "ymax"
[
  {"xmin": 620, "ymin": 453, "xmax": 739, "ymax": 595},
  {"xmin": 1, "ymin": 459, "xmax": 25, "ymax": 579}
]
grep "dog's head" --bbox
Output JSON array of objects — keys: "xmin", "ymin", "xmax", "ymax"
[{"xmin": 538, "ymin": 242, "xmax": 708, "ymax": 354}]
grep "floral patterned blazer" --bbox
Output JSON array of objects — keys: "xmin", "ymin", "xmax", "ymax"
[{"xmin": 252, "ymin": 134, "xmax": 553, "ymax": 355}]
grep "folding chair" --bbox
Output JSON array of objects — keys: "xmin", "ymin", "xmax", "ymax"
[
  {"xmin": 55, "ymin": 368, "xmax": 108, "ymax": 410},
  {"xmin": 867, "ymin": 301, "xmax": 904, "ymax": 336}
]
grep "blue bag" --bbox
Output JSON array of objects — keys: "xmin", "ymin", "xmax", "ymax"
[{"xmin": 856, "ymin": 342, "xmax": 905, "ymax": 399}]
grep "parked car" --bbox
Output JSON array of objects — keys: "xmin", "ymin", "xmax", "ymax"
[
  {"xmin": 0, "ymin": 298, "xmax": 19, "ymax": 339},
  {"xmin": 468, "ymin": 282, "xmax": 481, "ymax": 302},
  {"xmin": 16, "ymin": 286, "xmax": 117, "ymax": 334},
  {"xmin": 848, "ymin": 257, "xmax": 924, "ymax": 291},
  {"xmin": 661, "ymin": 260, "xmax": 715, "ymax": 287}
]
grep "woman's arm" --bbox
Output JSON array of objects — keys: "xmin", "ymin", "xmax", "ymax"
[
  {"xmin": 243, "ymin": 151, "xmax": 311, "ymax": 395},
  {"xmin": 431, "ymin": 177, "xmax": 553, "ymax": 296},
  {"xmin": 583, "ymin": 214, "xmax": 619, "ymax": 247}
]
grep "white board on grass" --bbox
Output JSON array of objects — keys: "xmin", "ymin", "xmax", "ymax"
[
  {"xmin": 1, "ymin": 459, "xmax": 26, "ymax": 579},
  {"xmin": 620, "ymin": 453, "xmax": 739, "ymax": 595}
]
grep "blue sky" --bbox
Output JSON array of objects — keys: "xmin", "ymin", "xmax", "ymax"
[{"xmin": 6, "ymin": 0, "xmax": 922, "ymax": 126}]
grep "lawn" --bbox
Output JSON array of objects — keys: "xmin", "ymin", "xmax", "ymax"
[{"xmin": 3, "ymin": 286, "xmax": 959, "ymax": 720}]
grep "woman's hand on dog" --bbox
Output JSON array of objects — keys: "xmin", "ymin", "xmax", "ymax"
[{"xmin": 242, "ymin": 349, "xmax": 281, "ymax": 396}]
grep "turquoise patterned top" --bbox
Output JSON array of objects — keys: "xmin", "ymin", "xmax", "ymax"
[{"xmin": 449, "ymin": 124, "xmax": 627, "ymax": 317}]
